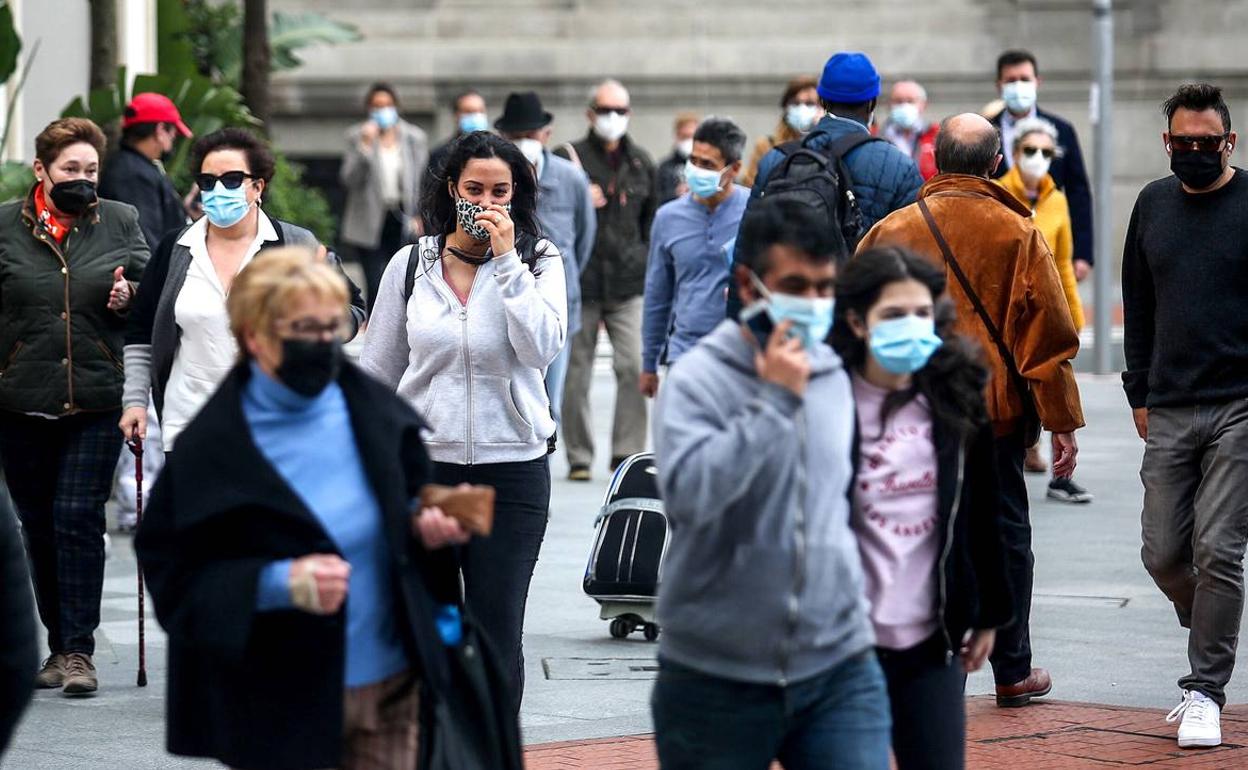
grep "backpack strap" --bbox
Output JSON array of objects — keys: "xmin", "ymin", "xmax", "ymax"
[{"xmin": 402, "ymin": 243, "xmax": 426, "ymax": 301}]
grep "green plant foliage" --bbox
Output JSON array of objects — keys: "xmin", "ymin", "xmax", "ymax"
[
  {"xmin": 0, "ymin": 159, "xmax": 31, "ymax": 204},
  {"xmin": 263, "ymin": 153, "xmax": 336, "ymax": 244},
  {"xmin": 269, "ymin": 11, "xmax": 362, "ymax": 71},
  {"xmin": 0, "ymin": 1, "xmax": 21, "ymax": 83}
]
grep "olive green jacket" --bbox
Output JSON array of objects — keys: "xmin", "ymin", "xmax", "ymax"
[{"xmin": 0, "ymin": 188, "xmax": 148, "ymax": 416}]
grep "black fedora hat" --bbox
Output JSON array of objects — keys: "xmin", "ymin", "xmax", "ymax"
[{"xmin": 495, "ymin": 91, "xmax": 553, "ymax": 133}]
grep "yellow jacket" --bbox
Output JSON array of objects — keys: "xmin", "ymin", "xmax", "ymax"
[{"xmin": 996, "ymin": 167, "xmax": 1084, "ymax": 329}]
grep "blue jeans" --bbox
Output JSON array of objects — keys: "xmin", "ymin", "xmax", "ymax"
[{"xmin": 651, "ymin": 651, "xmax": 892, "ymax": 770}]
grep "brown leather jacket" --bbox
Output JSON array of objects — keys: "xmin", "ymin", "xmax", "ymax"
[{"xmin": 857, "ymin": 174, "xmax": 1085, "ymax": 435}]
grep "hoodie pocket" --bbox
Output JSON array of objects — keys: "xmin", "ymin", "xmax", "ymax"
[
  {"xmin": 420, "ymin": 372, "xmax": 468, "ymax": 444},
  {"xmin": 473, "ymin": 374, "xmax": 534, "ymax": 445}
]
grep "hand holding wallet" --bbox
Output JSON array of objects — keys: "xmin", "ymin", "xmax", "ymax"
[{"xmin": 417, "ymin": 483, "xmax": 496, "ymax": 536}]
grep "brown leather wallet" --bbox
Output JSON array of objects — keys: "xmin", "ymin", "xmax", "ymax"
[{"xmin": 417, "ymin": 484, "xmax": 496, "ymax": 536}]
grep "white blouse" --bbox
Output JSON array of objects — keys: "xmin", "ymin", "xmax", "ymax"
[{"xmin": 161, "ymin": 213, "xmax": 278, "ymax": 449}]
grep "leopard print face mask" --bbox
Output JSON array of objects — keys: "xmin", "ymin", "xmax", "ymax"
[{"xmin": 454, "ymin": 197, "xmax": 511, "ymax": 242}]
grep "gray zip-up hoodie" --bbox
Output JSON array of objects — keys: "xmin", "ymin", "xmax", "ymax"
[{"xmin": 653, "ymin": 320, "xmax": 873, "ymax": 685}]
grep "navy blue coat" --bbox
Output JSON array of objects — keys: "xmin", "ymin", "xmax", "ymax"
[{"xmin": 992, "ymin": 107, "xmax": 1094, "ymax": 265}]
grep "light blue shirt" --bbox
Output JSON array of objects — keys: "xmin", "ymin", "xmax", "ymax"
[
  {"xmin": 642, "ymin": 186, "xmax": 749, "ymax": 372},
  {"xmin": 247, "ymin": 363, "xmax": 409, "ymax": 687},
  {"xmin": 537, "ymin": 149, "xmax": 597, "ymax": 336}
]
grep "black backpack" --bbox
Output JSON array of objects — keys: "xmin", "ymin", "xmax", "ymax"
[{"xmin": 757, "ymin": 132, "xmax": 883, "ymax": 256}]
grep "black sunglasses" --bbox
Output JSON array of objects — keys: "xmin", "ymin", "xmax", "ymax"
[
  {"xmin": 195, "ymin": 171, "xmax": 255, "ymax": 191},
  {"xmin": 1169, "ymin": 133, "xmax": 1229, "ymax": 153},
  {"xmin": 1021, "ymin": 146, "xmax": 1056, "ymax": 160},
  {"xmin": 592, "ymin": 106, "xmax": 630, "ymax": 116}
]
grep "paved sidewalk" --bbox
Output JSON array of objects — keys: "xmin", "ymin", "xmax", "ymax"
[{"xmin": 524, "ymin": 696, "xmax": 1248, "ymax": 768}]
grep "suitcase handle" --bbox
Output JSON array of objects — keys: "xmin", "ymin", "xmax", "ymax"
[{"xmin": 593, "ymin": 497, "xmax": 666, "ymax": 527}]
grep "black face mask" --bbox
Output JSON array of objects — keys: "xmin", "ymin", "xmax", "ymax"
[
  {"xmin": 276, "ymin": 338, "xmax": 342, "ymax": 397},
  {"xmin": 48, "ymin": 179, "xmax": 98, "ymax": 216},
  {"xmin": 1171, "ymin": 149, "xmax": 1226, "ymax": 190}
]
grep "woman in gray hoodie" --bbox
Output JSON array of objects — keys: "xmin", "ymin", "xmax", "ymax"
[{"xmin": 361, "ymin": 132, "xmax": 566, "ymax": 713}]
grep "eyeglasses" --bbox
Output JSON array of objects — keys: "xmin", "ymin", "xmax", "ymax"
[
  {"xmin": 1021, "ymin": 146, "xmax": 1056, "ymax": 160},
  {"xmin": 1169, "ymin": 133, "xmax": 1229, "ymax": 153},
  {"xmin": 195, "ymin": 171, "xmax": 255, "ymax": 191},
  {"xmin": 275, "ymin": 316, "xmax": 351, "ymax": 341},
  {"xmin": 592, "ymin": 106, "xmax": 630, "ymax": 116}
]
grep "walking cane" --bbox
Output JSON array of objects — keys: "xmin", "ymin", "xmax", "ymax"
[{"xmin": 126, "ymin": 437, "xmax": 147, "ymax": 688}]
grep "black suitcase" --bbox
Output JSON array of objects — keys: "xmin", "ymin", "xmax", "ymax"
[{"xmin": 583, "ymin": 453, "xmax": 669, "ymax": 641}]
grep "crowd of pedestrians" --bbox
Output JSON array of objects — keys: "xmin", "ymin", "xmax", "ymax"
[{"xmin": 0, "ymin": 35, "xmax": 1242, "ymax": 770}]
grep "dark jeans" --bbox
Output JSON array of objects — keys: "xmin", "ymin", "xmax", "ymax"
[
  {"xmin": 432, "ymin": 456, "xmax": 550, "ymax": 713},
  {"xmin": 650, "ymin": 652, "xmax": 892, "ymax": 770},
  {"xmin": 359, "ymin": 209, "xmax": 407, "ymax": 314},
  {"xmin": 0, "ymin": 409, "xmax": 122, "ymax": 655},
  {"xmin": 1140, "ymin": 402, "xmax": 1248, "ymax": 708},
  {"xmin": 989, "ymin": 430, "xmax": 1033, "ymax": 686},
  {"xmin": 878, "ymin": 635, "xmax": 967, "ymax": 770}
]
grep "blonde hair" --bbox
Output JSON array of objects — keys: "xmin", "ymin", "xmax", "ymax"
[{"xmin": 227, "ymin": 247, "xmax": 349, "ymax": 358}]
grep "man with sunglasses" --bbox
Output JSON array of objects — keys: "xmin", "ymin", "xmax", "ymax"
[
  {"xmin": 555, "ymin": 79, "xmax": 656, "ymax": 481},
  {"xmin": 1123, "ymin": 83, "xmax": 1246, "ymax": 751}
]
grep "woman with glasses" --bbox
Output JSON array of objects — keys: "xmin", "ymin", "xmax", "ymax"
[
  {"xmin": 0, "ymin": 117, "xmax": 148, "ymax": 697},
  {"xmin": 995, "ymin": 117, "xmax": 1091, "ymax": 504},
  {"xmin": 361, "ymin": 130, "xmax": 565, "ymax": 713},
  {"xmin": 136, "ymin": 248, "xmax": 470, "ymax": 770},
  {"xmin": 740, "ymin": 75, "xmax": 821, "ymax": 187},
  {"xmin": 120, "ymin": 127, "xmax": 364, "ymax": 456}
]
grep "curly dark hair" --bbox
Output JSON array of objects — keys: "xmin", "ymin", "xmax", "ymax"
[
  {"xmin": 189, "ymin": 127, "xmax": 276, "ymax": 184},
  {"xmin": 831, "ymin": 245, "xmax": 989, "ymax": 439},
  {"xmin": 419, "ymin": 131, "xmax": 551, "ymax": 270}
]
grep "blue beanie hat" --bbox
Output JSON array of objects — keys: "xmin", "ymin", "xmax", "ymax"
[{"xmin": 817, "ymin": 52, "xmax": 881, "ymax": 104}]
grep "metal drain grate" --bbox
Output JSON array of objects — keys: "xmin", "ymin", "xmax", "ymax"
[{"xmin": 543, "ymin": 657, "xmax": 659, "ymax": 680}]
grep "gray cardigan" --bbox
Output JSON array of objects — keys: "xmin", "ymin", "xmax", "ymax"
[{"xmin": 339, "ymin": 120, "xmax": 429, "ymax": 249}]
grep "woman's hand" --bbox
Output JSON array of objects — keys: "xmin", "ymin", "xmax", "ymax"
[
  {"xmin": 288, "ymin": 554, "xmax": 351, "ymax": 615},
  {"xmin": 415, "ymin": 506, "xmax": 471, "ymax": 550},
  {"xmin": 119, "ymin": 406, "xmax": 147, "ymax": 440},
  {"xmin": 477, "ymin": 203, "xmax": 515, "ymax": 258},
  {"xmin": 107, "ymin": 267, "xmax": 132, "ymax": 311},
  {"xmin": 961, "ymin": 628, "xmax": 996, "ymax": 673}
]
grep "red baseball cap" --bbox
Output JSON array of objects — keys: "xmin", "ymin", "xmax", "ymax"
[{"xmin": 123, "ymin": 93, "xmax": 192, "ymax": 137}]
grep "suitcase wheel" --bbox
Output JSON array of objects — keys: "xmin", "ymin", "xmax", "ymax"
[
  {"xmin": 610, "ymin": 618, "xmax": 632, "ymax": 639},
  {"xmin": 644, "ymin": 623, "xmax": 660, "ymax": 642}
]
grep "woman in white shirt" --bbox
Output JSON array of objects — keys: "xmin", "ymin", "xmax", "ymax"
[
  {"xmin": 361, "ymin": 130, "xmax": 566, "ymax": 713},
  {"xmin": 120, "ymin": 128, "xmax": 364, "ymax": 453}
]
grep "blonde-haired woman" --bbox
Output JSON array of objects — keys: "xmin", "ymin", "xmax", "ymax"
[
  {"xmin": 136, "ymin": 248, "xmax": 469, "ymax": 770},
  {"xmin": 0, "ymin": 116, "xmax": 148, "ymax": 696},
  {"xmin": 995, "ymin": 117, "xmax": 1091, "ymax": 504}
]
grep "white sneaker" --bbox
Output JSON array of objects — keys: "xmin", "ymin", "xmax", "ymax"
[{"xmin": 1165, "ymin": 690, "xmax": 1222, "ymax": 748}]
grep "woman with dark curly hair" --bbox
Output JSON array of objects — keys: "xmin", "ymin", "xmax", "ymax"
[
  {"xmin": 831, "ymin": 246, "xmax": 1013, "ymax": 770},
  {"xmin": 361, "ymin": 130, "xmax": 565, "ymax": 713}
]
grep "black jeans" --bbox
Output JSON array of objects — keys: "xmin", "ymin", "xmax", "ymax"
[
  {"xmin": 0, "ymin": 409, "xmax": 122, "ymax": 655},
  {"xmin": 989, "ymin": 430, "xmax": 1033, "ymax": 685},
  {"xmin": 432, "ymin": 456, "xmax": 550, "ymax": 713},
  {"xmin": 877, "ymin": 635, "xmax": 967, "ymax": 770},
  {"xmin": 359, "ymin": 209, "xmax": 407, "ymax": 314}
]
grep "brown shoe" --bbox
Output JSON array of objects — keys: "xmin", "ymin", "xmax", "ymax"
[
  {"xmin": 996, "ymin": 667, "xmax": 1052, "ymax": 707},
  {"xmin": 1024, "ymin": 445, "xmax": 1048, "ymax": 474},
  {"xmin": 35, "ymin": 654, "xmax": 67, "ymax": 689},
  {"xmin": 61, "ymin": 653, "xmax": 98, "ymax": 695}
]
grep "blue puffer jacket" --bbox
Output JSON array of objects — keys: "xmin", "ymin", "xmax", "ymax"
[{"xmin": 750, "ymin": 114, "xmax": 923, "ymax": 228}]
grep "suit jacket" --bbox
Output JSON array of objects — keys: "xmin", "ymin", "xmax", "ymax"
[
  {"xmin": 339, "ymin": 120, "xmax": 428, "ymax": 249},
  {"xmin": 135, "ymin": 362, "xmax": 465, "ymax": 770},
  {"xmin": 991, "ymin": 106, "xmax": 1094, "ymax": 265},
  {"xmin": 536, "ymin": 150, "xmax": 597, "ymax": 335},
  {"xmin": 857, "ymin": 174, "xmax": 1085, "ymax": 436},
  {"xmin": 99, "ymin": 145, "xmax": 188, "ymax": 252}
]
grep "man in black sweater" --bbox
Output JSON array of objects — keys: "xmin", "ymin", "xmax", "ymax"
[{"xmin": 1122, "ymin": 83, "xmax": 1245, "ymax": 752}]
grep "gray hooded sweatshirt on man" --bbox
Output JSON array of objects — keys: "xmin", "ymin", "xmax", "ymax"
[{"xmin": 653, "ymin": 319, "xmax": 874, "ymax": 685}]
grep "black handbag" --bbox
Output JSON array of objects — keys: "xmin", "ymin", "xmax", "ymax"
[
  {"xmin": 418, "ymin": 619, "xmax": 523, "ymax": 770},
  {"xmin": 919, "ymin": 198, "xmax": 1043, "ymax": 445}
]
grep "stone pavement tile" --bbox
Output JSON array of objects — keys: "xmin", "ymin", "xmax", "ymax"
[{"xmin": 523, "ymin": 697, "xmax": 1248, "ymax": 768}]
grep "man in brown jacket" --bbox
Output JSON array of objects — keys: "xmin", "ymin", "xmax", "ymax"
[{"xmin": 857, "ymin": 112, "xmax": 1084, "ymax": 708}]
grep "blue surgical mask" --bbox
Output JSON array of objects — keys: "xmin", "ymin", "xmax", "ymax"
[
  {"xmin": 200, "ymin": 183, "xmax": 253, "ymax": 228},
  {"xmin": 890, "ymin": 102, "xmax": 921, "ymax": 131},
  {"xmin": 1002, "ymin": 80, "xmax": 1038, "ymax": 114},
  {"xmin": 785, "ymin": 103, "xmax": 820, "ymax": 133},
  {"xmin": 869, "ymin": 315, "xmax": 943, "ymax": 374},
  {"xmin": 371, "ymin": 106, "xmax": 399, "ymax": 130},
  {"xmin": 459, "ymin": 111, "xmax": 489, "ymax": 133},
  {"xmin": 742, "ymin": 274, "xmax": 834, "ymax": 350},
  {"xmin": 684, "ymin": 160, "xmax": 725, "ymax": 199}
]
